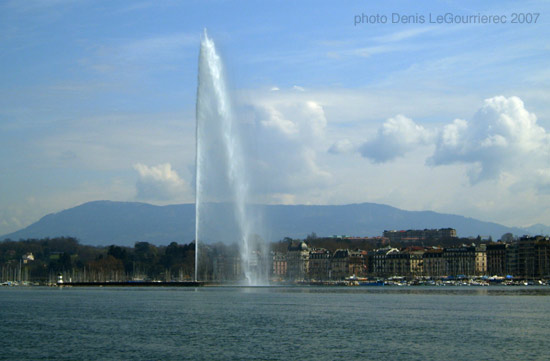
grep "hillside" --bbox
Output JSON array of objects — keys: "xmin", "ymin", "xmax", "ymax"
[{"xmin": 0, "ymin": 200, "xmax": 532, "ymax": 246}]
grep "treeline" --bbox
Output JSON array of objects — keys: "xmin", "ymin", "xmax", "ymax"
[
  {"xmin": 271, "ymin": 235, "xmax": 385, "ymax": 253},
  {"xmin": 1, "ymin": 233, "xmax": 500, "ymax": 284},
  {"xmin": 271, "ymin": 233, "xmax": 486, "ymax": 253},
  {"xmin": 0, "ymin": 237, "xmax": 195, "ymax": 283}
]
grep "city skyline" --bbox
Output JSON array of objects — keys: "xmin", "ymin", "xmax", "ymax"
[{"xmin": 1, "ymin": 0, "xmax": 549, "ymax": 236}]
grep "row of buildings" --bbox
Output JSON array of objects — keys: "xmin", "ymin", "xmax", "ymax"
[{"xmin": 272, "ymin": 235, "xmax": 550, "ymax": 281}]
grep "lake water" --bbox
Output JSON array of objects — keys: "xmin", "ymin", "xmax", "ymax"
[{"xmin": 1, "ymin": 286, "xmax": 549, "ymax": 360}]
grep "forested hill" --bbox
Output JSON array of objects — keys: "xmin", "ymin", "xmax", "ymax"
[{"xmin": 1, "ymin": 200, "xmax": 531, "ymax": 246}]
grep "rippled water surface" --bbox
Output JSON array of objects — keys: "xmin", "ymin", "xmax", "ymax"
[{"xmin": 1, "ymin": 286, "xmax": 549, "ymax": 360}]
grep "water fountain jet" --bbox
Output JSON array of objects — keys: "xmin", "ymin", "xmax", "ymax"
[{"xmin": 194, "ymin": 30, "xmax": 268, "ymax": 285}]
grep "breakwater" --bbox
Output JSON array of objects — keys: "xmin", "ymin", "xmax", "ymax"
[{"xmin": 57, "ymin": 281, "xmax": 203, "ymax": 287}]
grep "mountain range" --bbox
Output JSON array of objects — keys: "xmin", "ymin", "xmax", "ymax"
[{"xmin": 2, "ymin": 200, "xmax": 545, "ymax": 247}]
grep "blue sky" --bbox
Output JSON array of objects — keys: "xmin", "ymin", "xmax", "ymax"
[{"xmin": 1, "ymin": 0, "xmax": 549, "ymax": 236}]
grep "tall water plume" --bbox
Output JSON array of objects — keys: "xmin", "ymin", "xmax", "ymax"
[{"xmin": 195, "ymin": 30, "xmax": 268, "ymax": 285}]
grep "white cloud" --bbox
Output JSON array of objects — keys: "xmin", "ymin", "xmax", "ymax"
[
  {"xmin": 328, "ymin": 139, "xmax": 355, "ymax": 154},
  {"xmin": 534, "ymin": 169, "xmax": 550, "ymax": 194},
  {"xmin": 257, "ymin": 99, "xmax": 326, "ymax": 139},
  {"xmin": 429, "ymin": 96, "xmax": 550, "ymax": 183},
  {"xmin": 372, "ymin": 27, "xmax": 435, "ymax": 43},
  {"xmin": 245, "ymin": 95, "xmax": 332, "ymax": 199},
  {"xmin": 359, "ymin": 114, "xmax": 433, "ymax": 163},
  {"xmin": 268, "ymin": 193, "xmax": 296, "ymax": 204},
  {"xmin": 260, "ymin": 105, "xmax": 299, "ymax": 135},
  {"xmin": 354, "ymin": 96, "xmax": 550, "ymax": 189},
  {"xmin": 134, "ymin": 163, "xmax": 188, "ymax": 201}
]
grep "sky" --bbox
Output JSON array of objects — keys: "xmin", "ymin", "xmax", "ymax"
[{"xmin": 1, "ymin": 0, "xmax": 549, "ymax": 236}]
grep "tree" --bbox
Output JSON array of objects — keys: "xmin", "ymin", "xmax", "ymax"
[
  {"xmin": 501, "ymin": 233, "xmax": 515, "ymax": 243},
  {"xmin": 108, "ymin": 245, "xmax": 127, "ymax": 260},
  {"xmin": 306, "ymin": 232, "xmax": 318, "ymax": 241}
]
